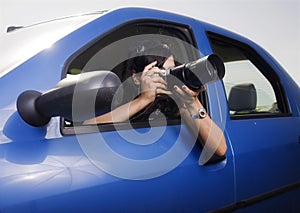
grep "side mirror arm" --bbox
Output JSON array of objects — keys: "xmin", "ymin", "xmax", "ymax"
[{"xmin": 17, "ymin": 71, "xmax": 121, "ymax": 127}]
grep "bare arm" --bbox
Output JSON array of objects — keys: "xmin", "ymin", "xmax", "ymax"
[
  {"xmin": 84, "ymin": 61, "xmax": 167, "ymax": 124},
  {"xmin": 173, "ymin": 85, "xmax": 227, "ymax": 156},
  {"xmin": 84, "ymin": 95, "xmax": 152, "ymax": 124}
]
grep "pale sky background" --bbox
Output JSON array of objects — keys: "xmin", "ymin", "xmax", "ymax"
[{"xmin": 0, "ymin": 0, "xmax": 299, "ymax": 85}]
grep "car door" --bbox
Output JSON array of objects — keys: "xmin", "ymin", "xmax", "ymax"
[
  {"xmin": 0, "ymin": 10, "xmax": 235, "ymax": 212},
  {"xmin": 59, "ymin": 17, "xmax": 236, "ymax": 212},
  {"xmin": 207, "ymin": 31, "xmax": 300, "ymax": 212}
]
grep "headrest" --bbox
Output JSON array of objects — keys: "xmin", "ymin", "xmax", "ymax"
[{"xmin": 228, "ymin": 83, "xmax": 257, "ymax": 112}]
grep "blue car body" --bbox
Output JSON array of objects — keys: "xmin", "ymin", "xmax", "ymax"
[{"xmin": 0, "ymin": 7, "xmax": 300, "ymax": 212}]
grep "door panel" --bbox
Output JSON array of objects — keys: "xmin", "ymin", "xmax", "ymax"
[
  {"xmin": 208, "ymin": 31, "xmax": 300, "ymax": 210},
  {"xmin": 0, "ymin": 122, "xmax": 234, "ymax": 212}
]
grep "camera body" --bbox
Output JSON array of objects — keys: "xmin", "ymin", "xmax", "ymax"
[{"xmin": 161, "ymin": 54, "xmax": 225, "ymax": 91}]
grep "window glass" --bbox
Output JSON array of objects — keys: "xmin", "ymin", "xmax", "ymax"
[{"xmin": 224, "ymin": 60, "xmax": 279, "ymax": 115}]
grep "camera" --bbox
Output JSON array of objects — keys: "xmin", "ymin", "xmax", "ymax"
[{"xmin": 162, "ymin": 54, "xmax": 225, "ymax": 91}]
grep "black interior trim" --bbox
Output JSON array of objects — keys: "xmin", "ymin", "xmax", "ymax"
[
  {"xmin": 230, "ymin": 112, "xmax": 292, "ymax": 120},
  {"xmin": 62, "ymin": 118, "xmax": 181, "ymax": 135}
]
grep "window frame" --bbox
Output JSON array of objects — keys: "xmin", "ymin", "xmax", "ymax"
[
  {"xmin": 207, "ymin": 31, "xmax": 291, "ymax": 120},
  {"xmin": 61, "ymin": 19, "xmax": 205, "ymax": 135}
]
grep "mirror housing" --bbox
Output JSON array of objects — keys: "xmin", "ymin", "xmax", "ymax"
[{"xmin": 17, "ymin": 71, "xmax": 121, "ymax": 127}]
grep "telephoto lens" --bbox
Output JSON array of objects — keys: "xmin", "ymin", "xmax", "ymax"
[{"xmin": 165, "ymin": 54, "xmax": 225, "ymax": 91}]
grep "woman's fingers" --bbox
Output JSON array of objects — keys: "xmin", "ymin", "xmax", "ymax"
[
  {"xmin": 141, "ymin": 61, "xmax": 173, "ymax": 97},
  {"xmin": 173, "ymin": 85, "xmax": 200, "ymax": 107},
  {"xmin": 173, "ymin": 85, "xmax": 193, "ymax": 97},
  {"xmin": 152, "ymin": 68, "xmax": 166, "ymax": 76},
  {"xmin": 181, "ymin": 85, "xmax": 199, "ymax": 97},
  {"xmin": 142, "ymin": 61, "xmax": 158, "ymax": 77},
  {"xmin": 173, "ymin": 85, "xmax": 185, "ymax": 96},
  {"xmin": 143, "ymin": 78, "xmax": 167, "ymax": 91},
  {"xmin": 152, "ymin": 75, "xmax": 167, "ymax": 85},
  {"xmin": 142, "ymin": 62, "xmax": 167, "ymax": 78}
]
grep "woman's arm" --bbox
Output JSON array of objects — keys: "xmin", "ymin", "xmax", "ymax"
[
  {"xmin": 83, "ymin": 95, "xmax": 153, "ymax": 124},
  {"xmin": 173, "ymin": 85, "xmax": 227, "ymax": 157},
  {"xmin": 84, "ymin": 61, "xmax": 167, "ymax": 124}
]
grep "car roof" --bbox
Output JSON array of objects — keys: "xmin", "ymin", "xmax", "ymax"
[{"xmin": 0, "ymin": 11, "xmax": 106, "ymax": 78}]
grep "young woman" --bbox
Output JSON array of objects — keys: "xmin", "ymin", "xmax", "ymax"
[{"xmin": 84, "ymin": 41, "xmax": 227, "ymax": 156}]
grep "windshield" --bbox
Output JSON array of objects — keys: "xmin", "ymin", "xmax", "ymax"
[{"xmin": 0, "ymin": 11, "xmax": 107, "ymax": 78}]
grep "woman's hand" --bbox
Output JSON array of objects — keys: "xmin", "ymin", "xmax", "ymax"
[
  {"xmin": 139, "ymin": 61, "xmax": 168, "ymax": 102},
  {"xmin": 173, "ymin": 85, "xmax": 206, "ymax": 113},
  {"xmin": 173, "ymin": 85, "xmax": 199, "ymax": 106}
]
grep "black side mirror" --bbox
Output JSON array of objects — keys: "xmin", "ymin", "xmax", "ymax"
[{"xmin": 17, "ymin": 71, "xmax": 121, "ymax": 127}]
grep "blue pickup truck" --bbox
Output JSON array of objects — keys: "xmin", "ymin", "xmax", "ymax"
[{"xmin": 1, "ymin": 7, "xmax": 300, "ymax": 212}]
